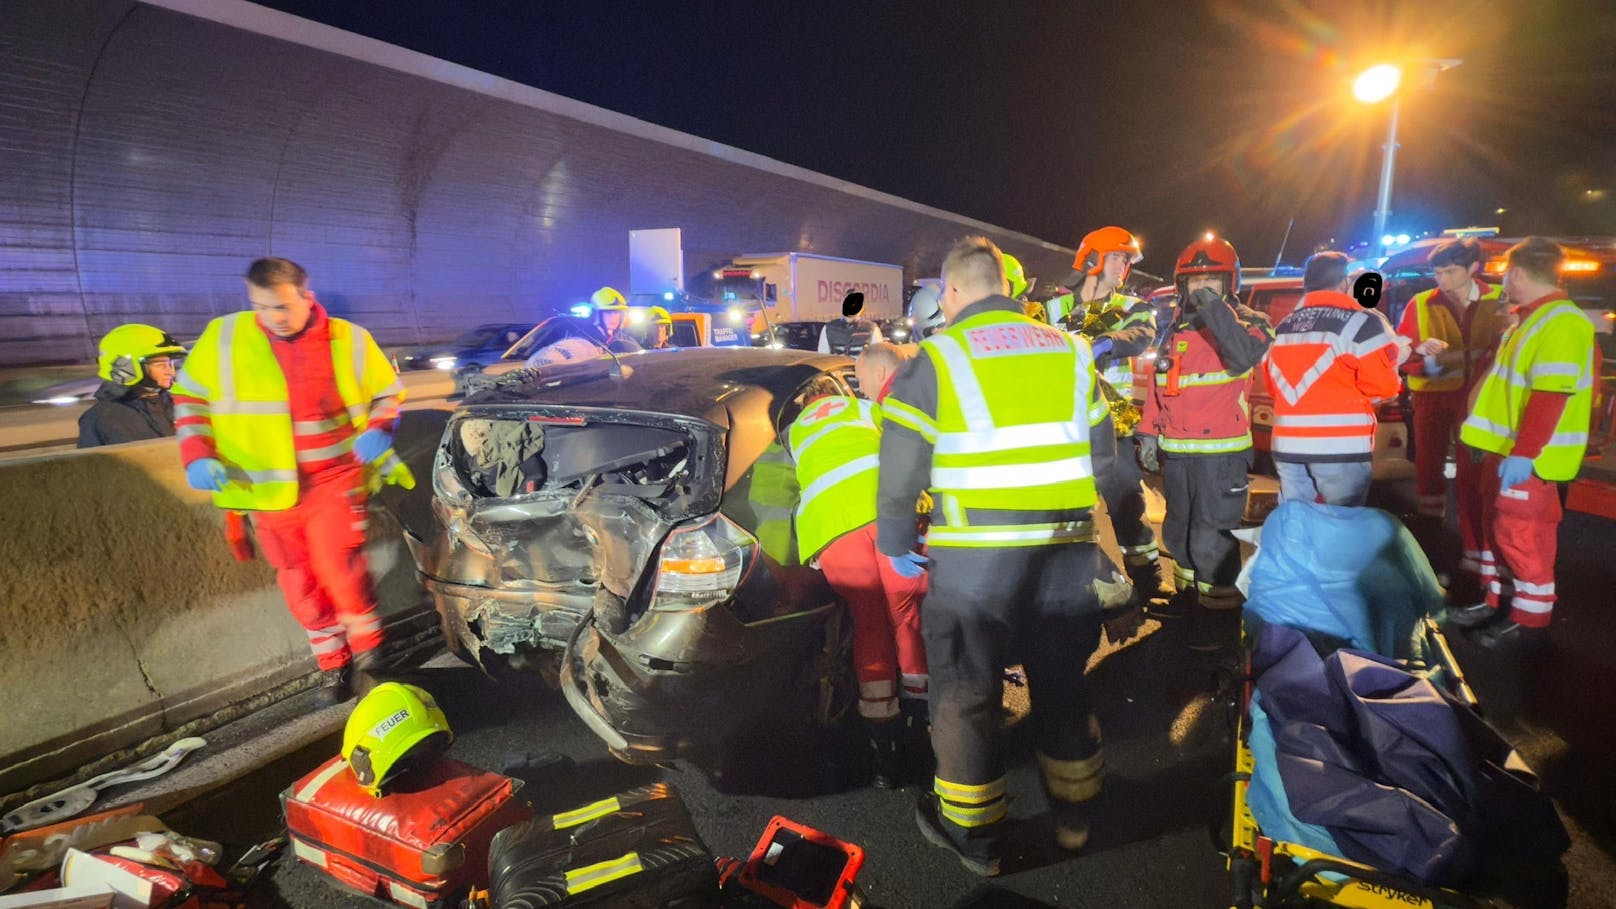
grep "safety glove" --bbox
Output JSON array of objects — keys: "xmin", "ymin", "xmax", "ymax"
[{"xmin": 1135, "ymin": 434, "xmax": 1161, "ymax": 473}]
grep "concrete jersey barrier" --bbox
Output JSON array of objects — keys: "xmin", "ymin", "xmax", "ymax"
[{"xmin": 0, "ymin": 410, "xmax": 450, "ymax": 799}]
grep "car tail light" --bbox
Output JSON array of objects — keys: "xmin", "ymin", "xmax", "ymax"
[{"xmin": 651, "ymin": 513, "xmax": 757, "ymax": 609}]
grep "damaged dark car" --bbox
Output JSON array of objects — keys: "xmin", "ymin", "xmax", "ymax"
[{"xmin": 406, "ymin": 347, "xmax": 860, "ymax": 764}]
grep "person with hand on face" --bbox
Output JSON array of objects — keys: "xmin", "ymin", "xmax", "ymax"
[
  {"xmin": 77, "ymin": 324, "xmax": 188, "ymax": 448},
  {"xmin": 787, "ymin": 343, "xmax": 929, "ymax": 789},
  {"xmin": 173, "ymin": 257, "xmax": 409, "ymax": 708},
  {"xmin": 1453, "ymin": 238, "xmax": 1597, "ymax": 651},
  {"xmin": 1262, "ymin": 252, "xmax": 1407, "ymax": 506},
  {"xmin": 878, "ymin": 237, "xmax": 1108, "ymax": 876},
  {"xmin": 1134, "ymin": 235, "xmax": 1273, "ymax": 650}
]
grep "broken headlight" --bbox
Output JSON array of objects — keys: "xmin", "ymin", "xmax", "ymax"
[{"xmin": 651, "ymin": 513, "xmax": 756, "ymax": 609}]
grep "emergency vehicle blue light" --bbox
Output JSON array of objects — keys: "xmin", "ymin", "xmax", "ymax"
[
  {"xmin": 569, "ymin": 303, "xmax": 592, "ymax": 317},
  {"xmin": 663, "ymin": 291, "xmax": 675, "ymax": 301}
]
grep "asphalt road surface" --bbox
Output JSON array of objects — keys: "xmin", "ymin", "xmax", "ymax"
[{"xmin": 160, "ymin": 473, "xmax": 1615, "ymax": 908}]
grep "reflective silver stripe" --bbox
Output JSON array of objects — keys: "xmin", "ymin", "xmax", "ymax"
[
  {"xmin": 799, "ymin": 455, "xmax": 879, "ymax": 510},
  {"xmin": 1272, "ymin": 413, "xmax": 1374, "ymax": 428},
  {"xmin": 291, "ymin": 840, "xmax": 328, "ymax": 868},
  {"xmin": 1511, "ymin": 595, "xmax": 1554, "ymax": 613},
  {"xmin": 1160, "ymin": 435, "xmax": 1250, "ymax": 453},
  {"xmin": 211, "ymin": 400, "xmax": 289, "ymax": 416},
  {"xmin": 1513, "ymin": 578, "xmax": 1555, "ymax": 596},
  {"xmin": 174, "ymin": 403, "xmax": 210, "ymax": 419},
  {"xmin": 171, "ymin": 377, "xmax": 209, "ymax": 399},
  {"xmin": 792, "ymin": 418, "xmax": 876, "ymax": 461},
  {"xmin": 176, "ymin": 423, "xmax": 214, "ymax": 439},
  {"xmin": 1547, "ymin": 431, "xmax": 1588, "ymax": 447},
  {"xmin": 294, "ymin": 416, "xmax": 350, "ymax": 434},
  {"xmin": 900, "ymin": 673, "xmax": 929, "ymax": 692},
  {"xmin": 564, "ymin": 853, "xmax": 643, "ymax": 894},
  {"xmin": 373, "ymin": 380, "xmax": 405, "ymax": 398},
  {"xmin": 387, "ymin": 883, "xmax": 430, "ymax": 909},
  {"xmin": 1272, "ymin": 435, "xmax": 1373, "ymax": 455},
  {"xmin": 933, "ymin": 421, "xmax": 1085, "ymax": 455},
  {"xmin": 859, "ymin": 679, "xmax": 896, "ymax": 699},
  {"xmin": 244, "ymin": 468, "xmax": 299, "ymax": 484},
  {"xmin": 217, "ymin": 315, "xmax": 238, "ymax": 400},
  {"xmin": 931, "ymin": 335, "xmax": 992, "ymax": 431},
  {"xmin": 1155, "ymin": 370, "xmax": 1247, "ymax": 387},
  {"xmin": 294, "ymin": 758, "xmax": 350, "ymax": 801},
  {"xmin": 929, "ymin": 521, "xmax": 1096, "ymax": 544},
  {"xmin": 931, "ymin": 456, "xmax": 1090, "ymax": 489},
  {"xmin": 1462, "ymin": 415, "xmax": 1512, "ymax": 438},
  {"xmin": 348, "ymin": 614, "xmax": 383, "ymax": 635},
  {"xmin": 296, "ymin": 437, "xmax": 356, "ymax": 463},
  {"xmin": 858, "ymin": 698, "xmax": 900, "ymax": 719}
]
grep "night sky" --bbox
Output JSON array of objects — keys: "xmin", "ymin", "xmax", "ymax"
[{"xmin": 258, "ymin": 0, "xmax": 1616, "ymax": 277}]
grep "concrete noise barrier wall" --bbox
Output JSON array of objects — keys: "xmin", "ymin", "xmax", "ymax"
[{"xmin": 0, "ymin": 410, "xmax": 450, "ymax": 798}]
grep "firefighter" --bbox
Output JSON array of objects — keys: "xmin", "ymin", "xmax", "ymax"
[
  {"xmin": 638, "ymin": 306, "xmax": 675, "ymax": 349},
  {"xmin": 787, "ymin": 343, "xmax": 927, "ymax": 788},
  {"xmin": 1061, "ymin": 227, "xmax": 1162, "ymax": 589},
  {"xmin": 1394, "ymin": 239, "xmax": 1509, "ymax": 596},
  {"xmin": 77, "ymin": 324, "xmax": 188, "ymax": 448},
  {"xmin": 589, "ymin": 287, "xmax": 643, "ymax": 354},
  {"xmin": 819, "ymin": 291, "xmax": 884, "ymax": 356},
  {"xmin": 173, "ymin": 258, "xmax": 411, "ymax": 708},
  {"xmin": 878, "ymin": 236, "xmax": 1107, "ymax": 875},
  {"xmin": 1263, "ymin": 252, "xmax": 1409, "ymax": 505},
  {"xmin": 1136, "ymin": 236, "xmax": 1273, "ymax": 648},
  {"xmin": 1453, "ymin": 238, "xmax": 1596, "ymax": 650}
]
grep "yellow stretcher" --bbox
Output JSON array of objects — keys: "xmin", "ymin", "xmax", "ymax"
[{"xmin": 1219, "ymin": 617, "xmax": 1498, "ymax": 909}]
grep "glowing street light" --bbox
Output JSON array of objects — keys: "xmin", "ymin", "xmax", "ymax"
[
  {"xmin": 1355, "ymin": 60, "xmax": 1462, "ymax": 258},
  {"xmin": 1353, "ymin": 64, "xmax": 1402, "ymax": 103}
]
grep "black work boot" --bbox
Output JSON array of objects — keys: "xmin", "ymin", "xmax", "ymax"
[
  {"xmin": 1050, "ymin": 800, "xmax": 1095, "ymax": 853},
  {"xmin": 313, "ymin": 664, "xmax": 354, "ymax": 708},
  {"xmin": 1446, "ymin": 601, "xmax": 1497, "ymax": 629},
  {"xmin": 915, "ymin": 793, "xmax": 1001, "ymax": 876},
  {"xmin": 1147, "ymin": 585, "xmax": 1197, "ymax": 621},
  {"xmin": 868, "ymin": 719, "xmax": 904, "ymax": 790},
  {"xmin": 1125, "ymin": 558, "xmax": 1165, "ymax": 602},
  {"xmin": 351, "ymin": 648, "xmax": 385, "ymax": 698}
]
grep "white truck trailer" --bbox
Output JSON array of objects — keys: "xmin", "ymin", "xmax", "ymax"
[{"xmin": 715, "ymin": 253, "xmax": 904, "ymax": 324}]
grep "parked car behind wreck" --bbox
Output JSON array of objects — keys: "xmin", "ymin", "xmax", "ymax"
[{"xmin": 406, "ymin": 347, "xmax": 862, "ymax": 764}]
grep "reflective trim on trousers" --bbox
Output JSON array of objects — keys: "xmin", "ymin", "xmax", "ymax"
[
  {"xmin": 1036, "ymin": 748, "xmax": 1105, "ymax": 804},
  {"xmin": 928, "ymin": 520, "xmax": 1097, "ymax": 547},
  {"xmin": 900, "ymin": 673, "xmax": 929, "ymax": 696},
  {"xmin": 296, "ymin": 437, "xmax": 356, "ymax": 463},
  {"xmin": 934, "ymin": 776, "xmax": 1005, "ymax": 805}
]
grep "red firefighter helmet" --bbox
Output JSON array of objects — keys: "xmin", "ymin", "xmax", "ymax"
[
  {"xmin": 1174, "ymin": 235, "xmax": 1241, "ymax": 296},
  {"xmin": 1072, "ymin": 226, "xmax": 1144, "ymax": 282}
]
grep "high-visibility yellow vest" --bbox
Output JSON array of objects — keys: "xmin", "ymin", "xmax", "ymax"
[
  {"xmin": 744, "ymin": 442, "xmax": 800, "ymax": 566},
  {"xmin": 884, "ymin": 309, "xmax": 1096, "ymax": 548},
  {"xmin": 174, "ymin": 312, "xmax": 401, "ymax": 511},
  {"xmin": 1093, "ymin": 292, "xmax": 1154, "ymax": 398},
  {"xmin": 1460, "ymin": 298, "xmax": 1596, "ymax": 482},
  {"xmin": 787, "ymin": 395, "xmax": 880, "ymax": 562},
  {"xmin": 1405, "ymin": 283, "xmax": 1505, "ymax": 392}
]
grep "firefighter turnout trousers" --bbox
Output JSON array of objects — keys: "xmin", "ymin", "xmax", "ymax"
[
  {"xmin": 1478, "ymin": 452, "xmax": 1562, "ymax": 628},
  {"xmin": 817, "ymin": 524, "xmax": 929, "ymax": 719},
  {"xmin": 251, "ymin": 479, "xmax": 383, "ymax": 669},
  {"xmin": 1161, "ymin": 452, "xmax": 1249, "ymax": 606},
  {"xmin": 924, "ymin": 542, "xmax": 1104, "ymax": 830},
  {"xmin": 1094, "ymin": 418, "xmax": 1159, "ymax": 568}
]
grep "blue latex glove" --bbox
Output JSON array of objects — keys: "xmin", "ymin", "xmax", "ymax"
[
  {"xmin": 1090, "ymin": 336, "xmax": 1114, "ymax": 360},
  {"xmin": 185, "ymin": 458, "xmax": 228, "ymax": 492},
  {"xmin": 1498, "ymin": 455, "xmax": 1535, "ymax": 490},
  {"xmin": 353, "ymin": 428, "xmax": 393, "ymax": 464},
  {"xmin": 888, "ymin": 551, "xmax": 929, "ymax": 578},
  {"xmin": 1422, "ymin": 354, "xmax": 1444, "ymax": 377}
]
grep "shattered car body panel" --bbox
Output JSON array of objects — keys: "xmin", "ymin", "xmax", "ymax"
[{"xmin": 407, "ymin": 348, "xmax": 861, "ymax": 761}]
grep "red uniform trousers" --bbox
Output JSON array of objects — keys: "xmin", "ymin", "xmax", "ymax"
[
  {"xmin": 817, "ymin": 524, "xmax": 929, "ymax": 720},
  {"xmin": 1453, "ymin": 443, "xmax": 1488, "ymax": 585},
  {"xmin": 1478, "ymin": 452, "xmax": 1561, "ymax": 628},
  {"xmin": 1411, "ymin": 390, "xmax": 1467, "ymax": 518},
  {"xmin": 252, "ymin": 474, "xmax": 384, "ymax": 669}
]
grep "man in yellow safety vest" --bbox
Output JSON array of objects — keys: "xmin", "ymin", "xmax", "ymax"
[{"xmin": 1454, "ymin": 238, "xmax": 1597, "ymax": 651}]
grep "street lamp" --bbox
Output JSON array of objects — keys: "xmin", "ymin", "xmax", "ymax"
[{"xmin": 1354, "ymin": 59, "xmax": 1462, "ymax": 258}]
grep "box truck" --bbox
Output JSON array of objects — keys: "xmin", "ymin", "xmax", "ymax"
[{"xmin": 713, "ymin": 253, "xmax": 904, "ymax": 324}]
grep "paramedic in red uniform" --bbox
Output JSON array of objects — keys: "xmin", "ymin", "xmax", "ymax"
[
  {"xmin": 1395, "ymin": 239, "xmax": 1508, "ymax": 598},
  {"xmin": 174, "ymin": 258, "xmax": 408, "ymax": 707},
  {"xmin": 1452, "ymin": 238, "xmax": 1598, "ymax": 650}
]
